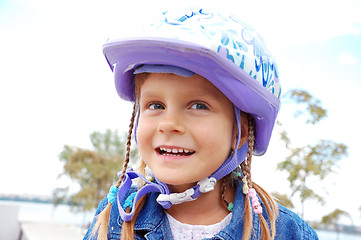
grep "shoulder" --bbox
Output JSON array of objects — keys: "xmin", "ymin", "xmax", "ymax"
[
  {"xmin": 95, "ymin": 185, "xmax": 139, "ymax": 218},
  {"xmin": 108, "ymin": 186, "xmax": 139, "ymax": 233},
  {"xmin": 83, "ymin": 186, "xmax": 139, "ymax": 240},
  {"xmin": 275, "ymin": 205, "xmax": 319, "ymax": 240}
]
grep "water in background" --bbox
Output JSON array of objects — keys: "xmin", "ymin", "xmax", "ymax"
[
  {"xmin": 0, "ymin": 200, "xmax": 94, "ymax": 228},
  {"xmin": 1, "ymin": 200, "xmax": 361, "ymax": 239},
  {"xmin": 317, "ymin": 230, "xmax": 361, "ymax": 240}
]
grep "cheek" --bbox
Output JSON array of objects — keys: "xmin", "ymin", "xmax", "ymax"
[
  {"xmin": 195, "ymin": 119, "xmax": 233, "ymax": 149},
  {"xmin": 136, "ymin": 115, "xmax": 151, "ymax": 138},
  {"xmin": 135, "ymin": 119, "xmax": 152, "ymax": 152}
]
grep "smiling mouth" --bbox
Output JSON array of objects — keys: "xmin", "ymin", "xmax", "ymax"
[{"xmin": 156, "ymin": 147, "xmax": 195, "ymax": 156}]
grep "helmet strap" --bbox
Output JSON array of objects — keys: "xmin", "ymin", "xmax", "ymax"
[
  {"xmin": 156, "ymin": 106, "xmax": 247, "ymax": 205},
  {"xmin": 117, "ymin": 106, "xmax": 248, "ymax": 222}
]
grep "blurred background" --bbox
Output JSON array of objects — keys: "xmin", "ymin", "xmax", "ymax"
[{"xmin": 1, "ymin": 0, "xmax": 361, "ymax": 239}]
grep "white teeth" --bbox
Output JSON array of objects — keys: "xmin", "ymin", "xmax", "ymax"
[{"xmin": 159, "ymin": 147, "xmax": 192, "ymax": 154}]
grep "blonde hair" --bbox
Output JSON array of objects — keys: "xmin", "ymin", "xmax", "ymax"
[
  {"xmin": 239, "ymin": 115, "xmax": 278, "ymax": 239},
  {"xmin": 92, "ymin": 75, "xmax": 278, "ymax": 240}
]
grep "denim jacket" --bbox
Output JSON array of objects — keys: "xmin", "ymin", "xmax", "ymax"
[{"xmin": 83, "ymin": 180, "xmax": 318, "ymax": 240}]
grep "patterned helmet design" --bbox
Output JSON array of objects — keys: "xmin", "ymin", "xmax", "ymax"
[
  {"xmin": 103, "ymin": 7, "xmax": 281, "ymax": 155},
  {"xmin": 146, "ymin": 8, "xmax": 281, "ymax": 99}
]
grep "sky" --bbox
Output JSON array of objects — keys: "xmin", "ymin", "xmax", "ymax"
[{"xmin": 1, "ymin": 0, "xmax": 361, "ymax": 224}]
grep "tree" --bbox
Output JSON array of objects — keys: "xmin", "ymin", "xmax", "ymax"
[
  {"xmin": 272, "ymin": 192, "xmax": 294, "ymax": 209},
  {"xmin": 283, "ymin": 89, "xmax": 327, "ymax": 124},
  {"xmin": 54, "ymin": 129, "xmax": 134, "ymax": 212},
  {"xmin": 321, "ymin": 209, "xmax": 351, "ymax": 240},
  {"xmin": 277, "ymin": 89, "xmax": 348, "ymax": 219}
]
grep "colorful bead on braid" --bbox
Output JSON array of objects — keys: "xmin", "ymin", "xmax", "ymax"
[
  {"xmin": 242, "ymin": 176, "xmax": 249, "ymax": 194},
  {"xmin": 248, "ymin": 188, "xmax": 263, "ymax": 214},
  {"xmin": 107, "ymin": 185, "xmax": 119, "ymax": 204},
  {"xmin": 122, "ymin": 192, "xmax": 137, "ymax": 211}
]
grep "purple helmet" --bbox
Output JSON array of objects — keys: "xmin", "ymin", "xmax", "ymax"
[{"xmin": 103, "ymin": 7, "xmax": 281, "ymax": 155}]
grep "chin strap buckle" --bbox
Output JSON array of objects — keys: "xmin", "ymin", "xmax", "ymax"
[
  {"xmin": 156, "ymin": 177, "xmax": 217, "ymax": 205},
  {"xmin": 198, "ymin": 177, "xmax": 217, "ymax": 193},
  {"xmin": 157, "ymin": 188, "xmax": 196, "ymax": 205}
]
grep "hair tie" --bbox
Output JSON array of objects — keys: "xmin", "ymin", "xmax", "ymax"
[
  {"xmin": 248, "ymin": 188, "xmax": 263, "ymax": 214},
  {"xmin": 227, "ymin": 202, "xmax": 234, "ymax": 212},
  {"xmin": 107, "ymin": 185, "xmax": 119, "ymax": 204},
  {"xmin": 122, "ymin": 192, "xmax": 137, "ymax": 211},
  {"xmin": 242, "ymin": 177, "xmax": 262, "ymax": 214},
  {"xmin": 232, "ymin": 171, "xmax": 242, "ymax": 180},
  {"xmin": 242, "ymin": 176, "xmax": 249, "ymax": 194}
]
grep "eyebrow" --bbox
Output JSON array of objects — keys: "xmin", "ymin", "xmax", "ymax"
[
  {"xmin": 140, "ymin": 89, "xmax": 213, "ymax": 99},
  {"xmin": 139, "ymin": 91, "xmax": 160, "ymax": 99}
]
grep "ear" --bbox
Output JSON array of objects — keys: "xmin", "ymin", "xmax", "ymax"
[{"xmin": 232, "ymin": 112, "xmax": 249, "ymax": 150}]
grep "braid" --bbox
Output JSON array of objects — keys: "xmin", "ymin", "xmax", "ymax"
[
  {"xmin": 241, "ymin": 115, "xmax": 276, "ymax": 240},
  {"xmin": 241, "ymin": 115, "xmax": 254, "ymax": 189},
  {"xmin": 119, "ymin": 102, "xmax": 139, "ymax": 239},
  {"xmin": 117, "ymin": 102, "xmax": 137, "ymax": 187},
  {"xmin": 91, "ymin": 103, "xmax": 138, "ymax": 240},
  {"xmin": 221, "ymin": 177, "xmax": 228, "ymax": 208},
  {"xmin": 220, "ymin": 174, "xmax": 234, "ymax": 210},
  {"xmin": 241, "ymin": 115, "xmax": 255, "ymax": 240}
]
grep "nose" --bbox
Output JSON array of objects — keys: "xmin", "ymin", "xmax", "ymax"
[{"xmin": 157, "ymin": 110, "xmax": 185, "ymax": 134}]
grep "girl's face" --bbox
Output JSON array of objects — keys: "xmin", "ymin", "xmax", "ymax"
[{"xmin": 136, "ymin": 73, "xmax": 235, "ymax": 190}]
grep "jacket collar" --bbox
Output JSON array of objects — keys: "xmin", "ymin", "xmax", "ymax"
[
  {"xmin": 133, "ymin": 179, "xmax": 261, "ymax": 239},
  {"xmin": 134, "ymin": 190, "xmax": 166, "ymax": 231}
]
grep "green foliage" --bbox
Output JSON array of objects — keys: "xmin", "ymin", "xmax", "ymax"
[
  {"xmin": 322, "ymin": 209, "xmax": 350, "ymax": 226},
  {"xmin": 321, "ymin": 209, "xmax": 351, "ymax": 239},
  {"xmin": 272, "ymin": 192, "xmax": 294, "ymax": 209},
  {"xmin": 278, "ymin": 89, "xmax": 348, "ymax": 218},
  {"xmin": 284, "ymin": 89, "xmax": 327, "ymax": 124},
  {"xmin": 54, "ymin": 129, "xmax": 131, "ymax": 212},
  {"xmin": 279, "ymin": 140, "xmax": 347, "ymax": 189}
]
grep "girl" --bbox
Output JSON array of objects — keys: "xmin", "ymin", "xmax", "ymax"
[{"xmin": 84, "ymin": 7, "xmax": 318, "ymax": 240}]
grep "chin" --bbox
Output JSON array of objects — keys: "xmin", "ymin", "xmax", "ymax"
[
  {"xmin": 153, "ymin": 174, "xmax": 197, "ymax": 191},
  {"xmin": 155, "ymin": 175, "xmax": 183, "ymax": 185}
]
